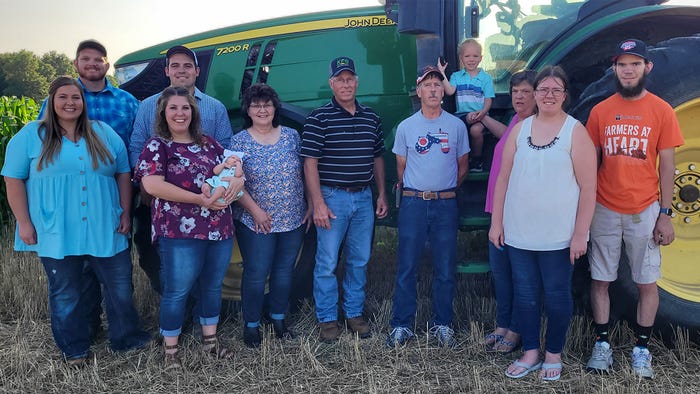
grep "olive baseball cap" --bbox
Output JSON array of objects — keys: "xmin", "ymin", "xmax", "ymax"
[{"xmin": 76, "ymin": 39, "xmax": 107, "ymax": 58}]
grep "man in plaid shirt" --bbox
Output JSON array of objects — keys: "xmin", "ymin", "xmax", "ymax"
[
  {"xmin": 39, "ymin": 39, "xmax": 138, "ymax": 151},
  {"xmin": 37, "ymin": 39, "xmax": 140, "ymax": 340}
]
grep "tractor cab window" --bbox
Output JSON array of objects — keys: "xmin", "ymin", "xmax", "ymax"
[{"xmin": 461, "ymin": 0, "xmax": 586, "ymax": 92}]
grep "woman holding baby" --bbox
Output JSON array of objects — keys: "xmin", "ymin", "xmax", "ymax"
[{"xmin": 135, "ymin": 86, "xmax": 244, "ymax": 369}]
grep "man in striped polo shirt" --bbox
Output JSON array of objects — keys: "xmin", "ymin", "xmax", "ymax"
[{"xmin": 301, "ymin": 56, "xmax": 388, "ymax": 343}]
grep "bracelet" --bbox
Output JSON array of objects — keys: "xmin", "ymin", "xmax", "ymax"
[{"xmin": 233, "ymin": 190, "xmax": 244, "ymax": 201}]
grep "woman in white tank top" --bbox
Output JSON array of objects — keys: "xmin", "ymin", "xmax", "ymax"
[{"xmin": 488, "ymin": 66, "xmax": 597, "ymax": 381}]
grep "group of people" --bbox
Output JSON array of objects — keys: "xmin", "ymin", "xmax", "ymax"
[
  {"xmin": 0, "ymin": 40, "xmax": 305, "ymax": 369},
  {"xmin": 1, "ymin": 35, "xmax": 683, "ymax": 382},
  {"xmin": 481, "ymin": 39, "xmax": 682, "ymax": 381}
]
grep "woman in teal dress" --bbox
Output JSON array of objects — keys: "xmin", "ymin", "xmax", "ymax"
[{"xmin": 1, "ymin": 76, "xmax": 149, "ymax": 365}]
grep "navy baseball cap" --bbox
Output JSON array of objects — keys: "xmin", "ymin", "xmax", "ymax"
[
  {"xmin": 613, "ymin": 39, "xmax": 649, "ymax": 62},
  {"xmin": 416, "ymin": 65, "xmax": 444, "ymax": 85},
  {"xmin": 166, "ymin": 45, "xmax": 198, "ymax": 66},
  {"xmin": 329, "ymin": 57, "xmax": 356, "ymax": 78}
]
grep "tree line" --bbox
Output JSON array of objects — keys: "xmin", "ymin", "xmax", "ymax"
[{"xmin": 0, "ymin": 50, "xmax": 77, "ymax": 102}]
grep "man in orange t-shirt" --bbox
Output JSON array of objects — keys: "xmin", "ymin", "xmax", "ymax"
[{"xmin": 584, "ymin": 39, "xmax": 684, "ymax": 379}]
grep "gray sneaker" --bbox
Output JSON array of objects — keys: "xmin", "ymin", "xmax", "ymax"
[
  {"xmin": 586, "ymin": 341, "xmax": 613, "ymax": 373},
  {"xmin": 386, "ymin": 327, "xmax": 415, "ymax": 348},
  {"xmin": 429, "ymin": 325, "xmax": 456, "ymax": 348},
  {"xmin": 631, "ymin": 346, "xmax": 654, "ymax": 379}
]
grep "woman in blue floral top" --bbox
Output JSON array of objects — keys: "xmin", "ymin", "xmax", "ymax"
[
  {"xmin": 135, "ymin": 87, "xmax": 244, "ymax": 369},
  {"xmin": 232, "ymin": 84, "xmax": 310, "ymax": 347}
]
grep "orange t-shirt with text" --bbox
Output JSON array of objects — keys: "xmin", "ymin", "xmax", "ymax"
[{"xmin": 586, "ymin": 92, "xmax": 684, "ymax": 214}]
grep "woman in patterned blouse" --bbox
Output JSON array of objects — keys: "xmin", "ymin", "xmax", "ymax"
[
  {"xmin": 135, "ymin": 87, "xmax": 244, "ymax": 369},
  {"xmin": 232, "ymin": 83, "xmax": 310, "ymax": 347}
]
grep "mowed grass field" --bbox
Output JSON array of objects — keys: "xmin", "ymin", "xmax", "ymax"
[{"xmin": 0, "ymin": 225, "xmax": 699, "ymax": 393}]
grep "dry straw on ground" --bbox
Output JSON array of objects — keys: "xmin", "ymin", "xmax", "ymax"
[{"xmin": 0, "ymin": 226, "xmax": 698, "ymax": 393}]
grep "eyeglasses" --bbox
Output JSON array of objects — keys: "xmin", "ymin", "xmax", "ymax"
[
  {"xmin": 535, "ymin": 88, "xmax": 566, "ymax": 97},
  {"xmin": 332, "ymin": 77, "xmax": 357, "ymax": 85},
  {"xmin": 249, "ymin": 103, "xmax": 274, "ymax": 111}
]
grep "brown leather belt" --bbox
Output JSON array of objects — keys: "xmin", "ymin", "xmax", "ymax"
[{"xmin": 402, "ymin": 190, "xmax": 456, "ymax": 200}]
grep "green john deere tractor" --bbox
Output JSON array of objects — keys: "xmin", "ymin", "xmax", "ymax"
[{"xmin": 115, "ymin": 0, "xmax": 700, "ymax": 331}]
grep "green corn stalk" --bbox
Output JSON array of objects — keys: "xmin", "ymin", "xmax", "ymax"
[{"xmin": 0, "ymin": 96, "xmax": 39, "ymax": 226}]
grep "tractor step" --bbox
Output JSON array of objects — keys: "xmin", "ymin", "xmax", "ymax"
[
  {"xmin": 459, "ymin": 215, "xmax": 490, "ymax": 230},
  {"xmin": 457, "ymin": 259, "xmax": 490, "ymax": 274},
  {"xmin": 466, "ymin": 171, "xmax": 490, "ymax": 181}
]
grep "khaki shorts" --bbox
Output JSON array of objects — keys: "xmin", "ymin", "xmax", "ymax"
[{"xmin": 588, "ymin": 202, "xmax": 661, "ymax": 284}]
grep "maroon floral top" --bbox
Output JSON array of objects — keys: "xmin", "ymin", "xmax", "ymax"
[{"xmin": 135, "ymin": 135, "xmax": 233, "ymax": 242}]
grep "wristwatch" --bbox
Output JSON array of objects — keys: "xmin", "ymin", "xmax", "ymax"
[{"xmin": 660, "ymin": 207, "xmax": 672, "ymax": 216}]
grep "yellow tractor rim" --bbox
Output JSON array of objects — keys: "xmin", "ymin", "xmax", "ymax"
[{"xmin": 659, "ymin": 97, "xmax": 700, "ymax": 302}]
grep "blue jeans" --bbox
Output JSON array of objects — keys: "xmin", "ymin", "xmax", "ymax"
[
  {"xmin": 391, "ymin": 196, "xmax": 458, "ymax": 328},
  {"xmin": 489, "ymin": 242, "xmax": 517, "ymax": 332},
  {"xmin": 508, "ymin": 245, "xmax": 573, "ymax": 353},
  {"xmin": 314, "ymin": 186, "xmax": 374, "ymax": 322},
  {"xmin": 158, "ymin": 237, "xmax": 233, "ymax": 337},
  {"xmin": 40, "ymin": 249, "xmax": 149, "ymax": 359},
  {"xmin": 81, "ymin": 261, "xmax": 104, "ymax": 337},
  {"xmin": 236, "ymin": 222, "xmax": 305, "ymax": 325}
]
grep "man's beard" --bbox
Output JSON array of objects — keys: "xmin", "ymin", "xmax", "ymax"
[
  {"xmin": 80, "ymin": 73, "xmax": 107, "ymax": 82},
  {"xmin": 616, "ymin": 71, "xmax": 647, "ymax": 98}
]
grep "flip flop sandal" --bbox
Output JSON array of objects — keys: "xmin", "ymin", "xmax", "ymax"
[
  {"xmin": 505, "ymin": 360, "xmax": 543, "ymax": 379},
  {"xmin": 493, "ymin": 338, "xmax": 520, "ymax": 354},
  {"xmin": 65, "ymin": 356, "xmax": 87, "ymax": 368},
  {"xmin": 540, "ymin": 362, "xmax": 563, "ymax": 381},
  {"xmin": 481, "ymin": 332, "xmax": 504, "ymax": 346}
]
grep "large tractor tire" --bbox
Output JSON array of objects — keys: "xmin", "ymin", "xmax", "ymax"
[
  {"xmin": 571, "ymin": 35, "xmax": 700, "ymax": 332},
  {"xmin": 290, "ymin": 226, "xmax": 318, "ymax": 311},
  {"xmin": 221, "ymin": 237, "xmax": 245, "ymax": 301}
]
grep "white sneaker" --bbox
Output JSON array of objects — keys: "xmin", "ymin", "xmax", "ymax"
[
  {"xmin": 586, "ymin": 341, "xmax": 613, "ymax": 373},
  {"xmin": 429, "ymin": 325, "xmax": 456, "ymax": 348},
  {"xmin": 386, "ymin": 326, "xmax": 415, "ymax": 348},
  {"xmin": 631, "ymin": 346, "xmax": 654, "ymax": 379}
]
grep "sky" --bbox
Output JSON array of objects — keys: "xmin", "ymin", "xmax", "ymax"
[
  {"xmin": 0, "ymin": 0, "xmax": 381, "ymax": 71},
  {"xmin": 2, "ymin": 0, "xmax": 696, "ymax": 72}
]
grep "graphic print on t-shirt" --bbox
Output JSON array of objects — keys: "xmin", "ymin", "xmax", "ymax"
[
  {"xmin": 415, "ymin": 129, "xmax": 449, "ymax": 154},
  {"xmin": 603, "ymin": 114, "xmax": 650, "ymax": 160}
]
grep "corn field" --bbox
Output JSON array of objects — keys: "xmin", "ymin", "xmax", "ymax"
[{"xmin": 0, "ymin": 95, "xmax": 38, "ymax": 225}]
